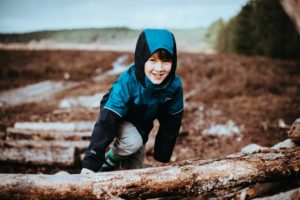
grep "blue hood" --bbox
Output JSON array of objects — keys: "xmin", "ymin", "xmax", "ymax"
[{"xmin": 134, "ymin": 29, "xmax": 177, "ymax": 87}]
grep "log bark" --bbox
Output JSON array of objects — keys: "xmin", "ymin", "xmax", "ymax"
[
  {"xmin": 1, "ymin": 147, "xmax": 300, "ymax": 200},
  {"xmin": 239, "ymin": 182, "xmax": 284, "ymax": 200},
  {"xmin": 6, "ymin": 127, "xmax": 91, "ymax": 140},
  {"xmin": 203, "ymin": 173, "xmax": 299, "ymax": 199},
  {"xmin": 0, "ymin": 144, "xmax": 76, "ymax": 166},
  {"xmin": 0, "ymin": 139, "xmax": 89, "ymax": 166},
  {"xmin": 254, "ymin": 187, "xmax": 300, "ymax": 200},
  {"xmin": 13, "ymin": 122, "xmax": 94, "ymax": 131},
  {"xmin": 1, "ymin": 139, "xmax": 89, "ymax": 152}
]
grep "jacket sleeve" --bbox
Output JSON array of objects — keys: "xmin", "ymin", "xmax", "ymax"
[
  {"xmin": 154, "ymin": 85, "xmax": 184, "ymax": 163},
  {"xmin": 82, "ymin": 108, "xmax": 121, "ymax": 172},
  {"xmin": 82, "ymin": 75, "xmax": 131, "ymax": 172}
]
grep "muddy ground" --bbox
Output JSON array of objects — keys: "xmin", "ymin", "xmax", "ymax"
[{"xmin": 0, "ymin": 49, "xmax": 300, "ymax": 176}]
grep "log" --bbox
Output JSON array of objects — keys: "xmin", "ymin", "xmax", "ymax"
[
  {"xmin": 1, "ymin": 139, "xmax": 89, "ymax": 152},
  {"xmin": 6, "ymin": 128, "xmax": 91, "ymax": 140},
  {"xmin": 0, "ymin": 145, "xmax": 76, "ymax": 166},
  {"xmin": 254, "ymin": 187, "xmax": 300, "ymax": 200},
  {"xmin": 13, "ymin": 121, "xmax": 94, "ymax": 131},
  {"xmin": 1, "ymin": 147, "xmax": 300, "ymax": 200},
  {"xmin": 239, "ymin": 182, "xmax": 284, "ymax": 200},
  {"xmin": 204, "ymin": 179, "xmax": 297, "ymax": 200}
]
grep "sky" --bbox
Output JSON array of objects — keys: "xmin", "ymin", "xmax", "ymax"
[{"xmin": 0, "ymin": 0, "xmax": 248, "ymax": 33}]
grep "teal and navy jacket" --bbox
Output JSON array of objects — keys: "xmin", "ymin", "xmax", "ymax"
[{"xmin": 82, "ymin": 29, "xmax": 184, "ymax": 172}]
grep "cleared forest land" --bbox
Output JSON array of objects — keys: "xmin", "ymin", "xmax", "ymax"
[{"xmin": 0, "ymin": 49, "xmax": 299, "ymax": 198}]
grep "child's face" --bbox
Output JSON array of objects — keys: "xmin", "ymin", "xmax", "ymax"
[{"xmin": 144, "ymin": 52, "xmax": 172, "ymax": 85}]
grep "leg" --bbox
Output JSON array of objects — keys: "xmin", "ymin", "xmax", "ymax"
[
  {"xmin": 99, "ymin": 121, "xmax": 143, "ymax": 172},
  {"xmin": 112, "ymin": 121, "xmax": 143, "ymax": 160},
  {"xmin": 121, "ymin": 144, "xmax": 145, "ymax": 170}
]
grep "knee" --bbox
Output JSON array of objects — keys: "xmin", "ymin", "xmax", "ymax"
[
  {"xmin": 122, "ymin": 133, "xmax": 143, "ymax": 153},
  {"xmin": 113, "ymin": 123, "xmax": 144, "ymax": 156}
]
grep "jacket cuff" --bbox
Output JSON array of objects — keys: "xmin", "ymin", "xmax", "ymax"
[
  {"xmin": 154, "ymin": 152, "xmax": 171, "ymax": 163},
  {"xmin": 82, "ymin": 155, "xmax": 103, "ymax": 172}
]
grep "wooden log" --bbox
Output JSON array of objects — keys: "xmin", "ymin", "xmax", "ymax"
[
  {"xmin": 0, "ymin": 145, "xmax": 76, "ymax": 166},
  {"xmin": 238, "ymin": 182, "xmax": 284, "ymax": 200},
  {"xmin": 0, "ymin": 148, "xmax": 300, "ymax": 200},
  {"xmin": 254, "ymin": 187, "xmax": 300, "ymax": 200},
  {"xmin": 200, "ymin": 179, "xmax": 297, "ymax": 199},
  {"xmin": 1, "ymin": 139, "xmax": 89, "ymax": 152},
  {"xmin": 6, "ymin": 128, "xmax": 91, "ymax": 140},
  {"xmin": 13, "ymin": 122, "xmax": 94, "ymax": 131}
]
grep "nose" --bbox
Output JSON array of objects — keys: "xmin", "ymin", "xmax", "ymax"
[{"xmin": 154, "ymin": 61, "xmax": 163, "ymax": 72}]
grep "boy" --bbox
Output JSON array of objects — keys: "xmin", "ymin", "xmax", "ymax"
[{"xmin": 81, "ymin": 29, "xmax": 184, "ymax": 173}]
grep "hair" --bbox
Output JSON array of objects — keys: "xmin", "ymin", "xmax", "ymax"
[{"xmin": 155, "ymin": 49, "xmax": 173, "ymax": 62}]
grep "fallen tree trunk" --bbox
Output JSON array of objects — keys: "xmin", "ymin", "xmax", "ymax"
[
  {"xmin": 1, "ymin": 147, "xmax": 300, "ymax": 199},
  {"xmin": 6, "ymin": 128, "xmax": 91, "ymax": 140},
  {"xmin": 1, "ymin": 139, "xmax": 89, "ymax": 152},
  {"xmin": 13, "ymin": 121, "xmax": 94, "ymax": 131},
  {"xmin": 238, "ymin": 182, "xmax": 285, "ymax": 200},
  {"xmin": 254, "ymin": 186, "xmax": 300, "ymax": 200},
  {"xmin": 0, "ymin": 145, "xmax": 75, "ymax": 166},
  {"xmin": 0, "ymin": 140, "xmax": 88, "ymax": 166}
]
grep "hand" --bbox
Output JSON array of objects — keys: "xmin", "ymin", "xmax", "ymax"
[{"xmin": 81, "ymin": 168, "xmax": 95, "ymax": 174}]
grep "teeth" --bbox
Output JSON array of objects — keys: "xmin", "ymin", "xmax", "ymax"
[
  {"xmin": 153, "ymin": 74, "xmax": 163, "ymax": 79},
  {"xmin": 152, "ymin": 73, "xmax": 163, "ymax": 77}
]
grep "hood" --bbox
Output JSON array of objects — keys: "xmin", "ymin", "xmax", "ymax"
[{"xmin": 134, "ymin": 29, "xmax": 177, "ymax": 87}]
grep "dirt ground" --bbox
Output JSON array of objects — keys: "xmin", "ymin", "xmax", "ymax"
[{"xmin": 0, "ymin": 49, "xmax": 300, "ymax": 176}]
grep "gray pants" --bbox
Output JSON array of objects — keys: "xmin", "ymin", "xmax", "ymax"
[{"xmin": 111, "ymin": 121, "xmax": 145, "ymax": 170}]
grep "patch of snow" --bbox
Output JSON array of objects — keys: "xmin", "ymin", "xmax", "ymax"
[
  {"xmin": 161, "ymin": 168, "xmax": 181, "ymax": 176},
  {"xmin": 278, "ymin": 118, "xmax": 288, "ymax": 128},
  {"xmin": 222, "ymin": 173, "xmax": 235, "ymax": 185},
  {"xmin": 193, "ymin": 162, "xmax": 231, "ymax": 172},
  {"xmin": 236, "ymin": 136, "xmax": 242, "ymax": 142},
  {"xmin": 107, "ymin": 65, "xmax": 128, "ymax": 75},
  {"xmin": 194, "ymin": 161, "xmax": 255, "ymax": 180},
  {"xmin": 260, "ymin": 153, "xmax": 285, "ymax": 160},
  {"xmin": 55, "ymin": 171, "xmax": 70, "ymax": 175},
  {"xmin": 95, "ymin": 68, "xmax": 102, "ymax": 74},
  {"xmin": 271, "ymin": 139, "xmax": 296, "ymax": 149},
  {"xmin": 241, "ymin": 144, "xmax": 267, "ymax": 154},
  {"xmin": 0, "ymin": 80, "xmax": 79, "ymax": 106},
  {"xmin": 63, "ymin": 72, "xmax": 70, "ymax": 80},
  {"xmin": 205, "ymin": 104, "xmax": 222, "ymax": 117},
  {"xmin": 92, "ymin": 55, "xmax": 132, "ymax": 82},
  {"xmin": 226, "ymin": 153, "xmax": 244, "ymax": 159},
  {"xmin": 58, "ymin": 93, "xmax": 105, "ymax": 108},
  {"xmin": 108, "ymin": 55, "xmax": 131, "ymax": 75},
  {"xmin": 92, "ymin": 74, "xmax": 107, "ymax": 82},
  {"xmin": 202, "ymin": 120, "xmax": 241, "ymax": 136}
]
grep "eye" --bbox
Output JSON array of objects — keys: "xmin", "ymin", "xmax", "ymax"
[
  {"xmin": 149, "ymin": 57, "xmax": 155, "ymax": 61},
  {"xmin": 163, "ymin": 61, "xmax": 172, "ymax": 65}
]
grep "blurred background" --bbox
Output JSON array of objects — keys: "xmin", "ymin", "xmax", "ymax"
[{"xmin": 1, "ymin": 0, "xmax": 299, "ymax": 57}]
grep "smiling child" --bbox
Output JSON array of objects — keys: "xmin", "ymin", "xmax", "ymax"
[{"xmin": 81, "ymin": 29, "xmax": 184, "ymax": 173}]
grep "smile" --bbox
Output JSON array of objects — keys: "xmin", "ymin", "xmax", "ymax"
[{"xmin": 151, "ymin": 72, "xmax": 165, "ymax": 77}]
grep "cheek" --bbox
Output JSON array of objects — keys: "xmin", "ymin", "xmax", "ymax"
[
  {"xmin": 164, "ymin": 64, "xmax": 172, "ymax": 73},
  {"xmin": 144, "ymin": 62, "xmax": 153, "ymax": 75}
]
